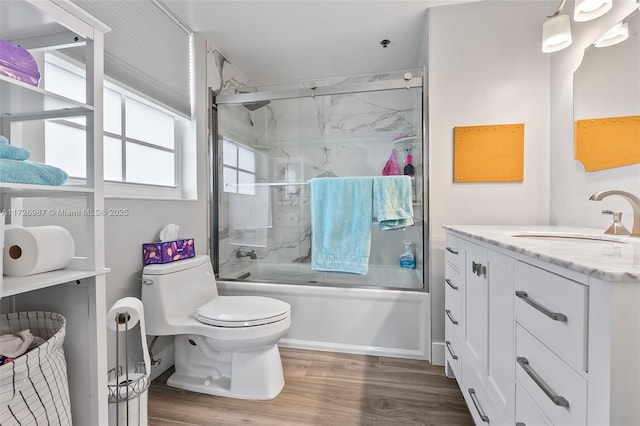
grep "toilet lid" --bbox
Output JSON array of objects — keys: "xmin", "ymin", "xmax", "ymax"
[{"xmin": 195, "ymin": 296, "xmax": 290, "ymax": 327}]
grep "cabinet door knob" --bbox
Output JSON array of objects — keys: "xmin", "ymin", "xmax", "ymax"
[
  {"xmin": 517, "ymin": 357, "xmax": 570, "ymax": 408},
  {"xmin": 515, "ymin": 291, "xmax": 567, "ymax": 322},
  {"xmin": 471, "ymin": 261, "xmax": 487, "ymax": 277}
]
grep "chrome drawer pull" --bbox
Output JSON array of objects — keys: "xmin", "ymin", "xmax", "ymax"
[
  {"xmin": 446, "ymin": 247, "xmax": 459, "ymax": 255},
  {"xmin": 515, "ymin": 291, "xmax": 568, "ymax": 322},
  {"xmin": 517, "ymin": 357, "xmax": 570, "ymax": 408},
  {"xmin": 445, "ymin": 278, "xmax": 458, "ymax": 290},
  {"xmin": 445, "ymin": 341, "xmax": 458, "ymax": 360},
  {"xmin": 468, "ymin": 388, "xmax": 490, "ymax": 423},
  {"xmin": 445, "ymin": 309, "xmax": 458, "ymax": 325},
  {"xmin": 515, "ymin": 423, "xmax": 526, "ymax": 426}
]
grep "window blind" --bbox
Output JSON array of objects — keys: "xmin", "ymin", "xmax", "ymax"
[{"xmin": 70, "ymin": 0, "xmax": 192, "ymax": 117}]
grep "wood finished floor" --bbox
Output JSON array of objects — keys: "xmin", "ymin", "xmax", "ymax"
[{"xmin": 147, "ymin": 347, "xmax": 473, "ymax": 426}]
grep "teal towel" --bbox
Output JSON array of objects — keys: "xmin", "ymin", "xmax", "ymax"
[
  {"xmin": 373, "ymin": 176, "xmax": 414, "ymax": 230},
  {"xmin": 0, "ymin": 158, "xmax": 68, "ymax": 186},
  {"xmin": 311, "ymin": 177, "xmax": 373, "ymax": 275},
  {"xmin": 0, "ymin": 135, "xmax": 31, "ymax": 161}
]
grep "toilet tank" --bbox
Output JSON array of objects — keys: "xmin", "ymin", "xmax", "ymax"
[{"xmin": 141, "ymin": 255, "xmax": 218, "ymax": 335}]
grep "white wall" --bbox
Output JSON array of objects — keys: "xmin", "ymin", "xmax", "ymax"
[
  {"xmin": 427, "ymin": 1, "xmax": 550, "ymax": 355},
  {"xmin": 99, "ymin": 34, "xmax": 211, "ymax": 370},
  {"xmin": 550, "ymin": 0, "xmax": 640, "ymax": 231}
]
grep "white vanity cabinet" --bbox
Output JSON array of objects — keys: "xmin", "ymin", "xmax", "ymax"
[
  {"xmin": 444, "ymin": 226, "xmax": 640, "ymax": 426},
  {"xmin": 0, "ymin": 1, "xmax": 110, "ymax": 424},
  {"xmin": 445, "ymin": 232, "xmax": 515, "ymax": 425}
]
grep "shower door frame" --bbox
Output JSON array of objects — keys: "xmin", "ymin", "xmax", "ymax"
[{"xmin": 209, "ymin": 70, "xmax": 429, "ymax": 291}]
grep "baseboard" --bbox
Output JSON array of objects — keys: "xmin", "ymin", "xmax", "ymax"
[
  {"xmin": 279, "ymin": 338, "xmax": 428, "ymax": 360},
  {"xmin": 431, "ymin": 341, "xmax": 445, "ymax": 366}
]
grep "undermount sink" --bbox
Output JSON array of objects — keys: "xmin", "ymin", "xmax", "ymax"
[{"xmin": 508, "ymin": 231, "xmax": 631, "ymax": 243}]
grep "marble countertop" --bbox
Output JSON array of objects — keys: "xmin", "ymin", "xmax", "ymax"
[{"xmin": 444, "ymin": 225, "xmax": 640, "ymax": 283}]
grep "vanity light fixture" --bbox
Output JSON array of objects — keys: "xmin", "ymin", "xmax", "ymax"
[
  {"xmin": 542, "ymin": 0, "xmax": 572, "ymax": 53},
  {"xmin": 574, "ymin": 0, "xmax": 612, "ymax": 22},
  {"xmin": 542, "ymin": 15, "xmax": 573, "ymax": 52},
  {"xmin": 593, "ymin": 21, "xmax": 629, "ymax": 47}
]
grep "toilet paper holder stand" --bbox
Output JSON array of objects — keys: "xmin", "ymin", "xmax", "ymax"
[{"xmin": 107, "ymin": 310, "xmax": 150, "ymax": 426}]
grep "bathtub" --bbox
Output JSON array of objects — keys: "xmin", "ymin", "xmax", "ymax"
[
  {"xmin": 224, "ymin": 262, "xmax": 423, "ymax": 289},
  {"xmin": 216, "ymin": 262, "xmax": 431, "ymax": 360}
]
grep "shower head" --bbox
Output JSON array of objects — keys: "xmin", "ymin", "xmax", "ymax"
[
  {"xmin": 243, "ymin": 100, "xmax": 271, "ymax": 111},
  {"xmin": 235, "ymin": 89, "xmax": 271, "ymax": 111}
]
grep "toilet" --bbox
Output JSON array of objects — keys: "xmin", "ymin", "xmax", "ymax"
[{"xmin": 141, "ymin": 255, "xmax": 291, "ymax": 400}]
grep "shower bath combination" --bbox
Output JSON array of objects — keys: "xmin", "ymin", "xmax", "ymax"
[
  {"xmin": 210, "ymin": 69, "xmax": 426, "ymax": 291},
  {"xmin": 206, "ymin": 68, "xmax": 431, "ymax": 361}
]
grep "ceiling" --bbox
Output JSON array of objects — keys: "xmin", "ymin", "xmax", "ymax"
[{"xmin": 162, "ymin": 0, "xmax": 476, "ymax": 86}]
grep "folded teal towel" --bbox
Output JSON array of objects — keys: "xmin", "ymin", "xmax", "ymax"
[
  {"xmin": 373, "ymin": 176, "xmax": 414, "ymax": 230},
  {"xmin": 0, "ymin": 158, "xmax": 68, "ymax": 186},
  {"xmin": 0, "ymin": 135, "xmax": 31, "ymax": 161},
  {"xmin": 311, "ymin": 177, "xmax": 374, "ymax": 275}
]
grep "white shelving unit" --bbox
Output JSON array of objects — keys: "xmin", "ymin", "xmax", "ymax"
[{"xmin": 0, "ymin": 1, "xmax": 110, "ymax": 424}]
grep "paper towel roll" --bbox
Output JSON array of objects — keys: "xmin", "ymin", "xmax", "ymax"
[{"xmin": 3, "ymin": 225, "xmax": 75, "ymax": 276}]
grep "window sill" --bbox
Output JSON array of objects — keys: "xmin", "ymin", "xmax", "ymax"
[
  {"xmin": 66, "ymin": 178, "xmax": 196, "ymax": 201},
  {"xmin": 104, "ymin": 194, "xmax": 198, "ymax": 202}
]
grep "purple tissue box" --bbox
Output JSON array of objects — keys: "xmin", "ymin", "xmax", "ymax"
[
  {"xmin": 142, "ymin": 238, "xmax": 195, "ymax": 265},
  {"xmin": 0, "ymin": 39, "xmax": 41, "ymax": 86}
]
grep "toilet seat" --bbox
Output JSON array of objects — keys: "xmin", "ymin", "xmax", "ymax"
[{"xmin": 195, "ymin": 296, "xmax": 290, "ymax": 328}]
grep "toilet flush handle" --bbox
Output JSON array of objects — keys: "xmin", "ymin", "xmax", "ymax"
[{"xmin": 139, "ymin": 277, "xmax": 154, "ymax": 285}]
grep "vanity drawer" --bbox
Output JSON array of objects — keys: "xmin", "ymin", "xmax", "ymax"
[
  {"xmin": 515, "ymin": 382, "xmax": 552, "ymax": 426},
  {"xmin": 514, "ymin": 261, "xmax": 587, "ymax": 371},
  {"xmin": 445, "ymin": 321, "xmax": 462, "ymax": 379},
  {"xmin": 445, "ymin": 233, "xmax": 465, "ymax": 273},
  {"xmin": 445, "ymin": 264, "xmax": 463, "ymax": 311},
  {"xmin": 516, "ymin": 325, "xmax": 587, "ymax": 426}
]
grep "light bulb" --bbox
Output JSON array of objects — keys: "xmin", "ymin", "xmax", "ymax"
[
  {"xmin": 542, "ymin": 14, "xmax": 572, "ymax": 53},
  {"xmin": 594, "ymin": 22, "xmax": 629, "ymax": 47},
  {"xmin": 574, "ymin": 0, "xmax": 613, "ymax": 22}
]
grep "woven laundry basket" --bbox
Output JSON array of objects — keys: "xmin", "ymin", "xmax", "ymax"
[{"xmin": 0, "ymin": 312, "xmax": 71, "ymax": 426}]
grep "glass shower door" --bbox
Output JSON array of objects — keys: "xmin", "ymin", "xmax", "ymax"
[{"xmin": 214, "ymin": 70, "xmax": 425, "ymax": 289}]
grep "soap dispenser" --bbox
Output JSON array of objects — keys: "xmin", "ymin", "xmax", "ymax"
[{"xmin": 399, "ymin": 241, "xmax": 416, "ymax": 269}]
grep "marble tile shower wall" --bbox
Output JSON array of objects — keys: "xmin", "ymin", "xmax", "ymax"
[{"xmin": 217, "ymin": 70, "xmax": 424, "ymax": 282}]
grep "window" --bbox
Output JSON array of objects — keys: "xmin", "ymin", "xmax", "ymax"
[
  {"xmin": 222, "ymin": 138, "xmax": 256, "ymax": 195},
  {"xmin": 43, "ymin": 53, "xmax": 183, "ymax": 190}
]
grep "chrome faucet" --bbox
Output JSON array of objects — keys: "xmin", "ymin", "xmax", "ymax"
[
  {"xmin": 236, "ymin": 250, "xmax": 257, "ymax": 259},
  {"xmin": 589, "ymin": 190, "xmax": 640, "ymax": 237}
]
